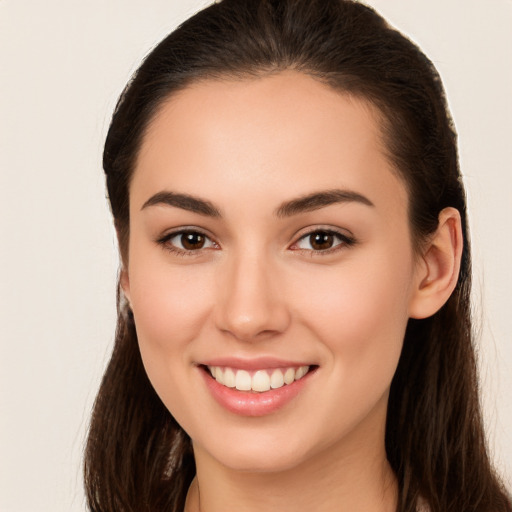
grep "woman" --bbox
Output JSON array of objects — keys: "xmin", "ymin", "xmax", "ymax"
[{"xmin": 84, "ymin": 1, "xmax": 512, "ymax": 511}]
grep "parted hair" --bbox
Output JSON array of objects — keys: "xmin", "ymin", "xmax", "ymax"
[{"xmin": 84, "ymin": 1, "xmax": 512, "ymax": 511}]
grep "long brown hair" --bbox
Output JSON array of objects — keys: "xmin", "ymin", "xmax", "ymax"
[{"xmin": 84, "ymin": 1, "xmax": 512, "ymax": 511}]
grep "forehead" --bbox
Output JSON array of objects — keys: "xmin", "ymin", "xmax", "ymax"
[{"xmin": 132, "ymin": 71, "xmax": 407, "ymax": 217}]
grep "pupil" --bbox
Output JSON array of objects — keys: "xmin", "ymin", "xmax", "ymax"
[
  {"xmin": 181, "ymin": 232, "xmax": 205, "ymax": 250},
  {"xmin": 310, "ymin": 232, "xmax": 333, "ymax": 250}
]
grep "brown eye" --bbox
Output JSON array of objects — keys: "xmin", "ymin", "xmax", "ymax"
[
  {"xmin": 293, "ymin": 229, "xmax": 354, "ymax": 253},
  {"xmin": 160, "ymin": 230, "xmax": 217, "ymax": 254},
  {"xmin": 309, "ymin": 232, "xmax": 335, "ymax": 250},
  {"xmin": 181, "ymin": 232, "xmax": 206, "ymax": 250}
]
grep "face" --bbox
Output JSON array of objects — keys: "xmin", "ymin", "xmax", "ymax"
[{"xmin": 123, "ymin": 71, "xmax": 422, "ymax": 473}]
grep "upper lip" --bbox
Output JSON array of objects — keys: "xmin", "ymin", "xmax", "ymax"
[{"xmin": 198, "ymin": 356, "xmax": 315, "ymax": 371}]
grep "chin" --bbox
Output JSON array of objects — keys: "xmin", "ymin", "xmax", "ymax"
[
  {"xmin": 214, "ymin": 450, "xmax": 308, "ymax": 474},
  {"xmin": 192, "ymin": 429, "xmax": 315, "ymax": 474}
]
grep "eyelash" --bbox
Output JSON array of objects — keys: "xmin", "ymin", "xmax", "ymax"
[
  {"xmin": 156, "ymin": 227, "xmax": 356, "ymax": 257},
  {"xmin": 290, "ymin": 229, "xmax": 356, "ymax": 256},
  {"xmin": 156, "ymin": 228, "xmax": 218, "ymax": 257}
]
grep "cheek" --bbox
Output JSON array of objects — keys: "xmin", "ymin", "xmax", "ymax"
[
  {"xmin": 130, "ymin": 258, "xmax": 214, "ymax": 339},
  {"xmin": 127, "ymin": 259, "xmax": 219, "ymax": 427},
  {"xmin": 299, "ymin": 252, "xmax": 411, "ymax": 322},
  {"xmin": 292, "ymin": 251, "xmax": 414, "ymax": 380},
  {"xmin": 127, "ymin": 252, "xmax": 217, "ymax": 396}
]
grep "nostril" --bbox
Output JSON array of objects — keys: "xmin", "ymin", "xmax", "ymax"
[{"xmin": 214, "ymin": 271, "xmax": 291, "ymax": 340}]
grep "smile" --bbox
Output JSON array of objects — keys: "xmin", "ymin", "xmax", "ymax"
[
  {"xmin": 207, "ymin": 365, "xmax": 310, "ymax": 393},
  {"xmin": 200, "ymin": 362, "xmax": 317, "ymax": 416}
]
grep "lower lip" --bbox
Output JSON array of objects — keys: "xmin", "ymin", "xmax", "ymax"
[{"xmin": 200, "ymin": 367, "xmax": 313, "ymax": 417}]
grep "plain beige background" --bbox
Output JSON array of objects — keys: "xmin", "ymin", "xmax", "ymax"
[{"xmin": 0, "ymin": 1, "xmax": 510, "ymax": 510}]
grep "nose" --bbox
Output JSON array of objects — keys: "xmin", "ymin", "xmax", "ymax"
[{"xmin": 214, "ymin": 250, "xmax": 291, "ymax": 342}]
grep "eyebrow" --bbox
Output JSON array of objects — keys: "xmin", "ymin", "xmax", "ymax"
[
  {"xmin": 275, "ymin": 189, "xmax": 374, "ymax": 218},
  {"xmin": 141, "ymin": 188, "xmax": 374, "ymax": 218},
  {"xmin": 141, "ymin": 191, "xmax": 221, "ymax": 217}
]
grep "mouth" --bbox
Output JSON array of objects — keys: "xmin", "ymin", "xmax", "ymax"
[
  {"xmin": 203, "ymin": 364, "xmax": 313, "ymax": 393},
  {"xmin": 198, "ymin": 358, "xmax": 318, "ymax": 416}
]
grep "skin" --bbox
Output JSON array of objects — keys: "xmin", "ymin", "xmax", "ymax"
[{"xmin": 121, "ymin": 71, "xmax": 462, "ymax": 512}]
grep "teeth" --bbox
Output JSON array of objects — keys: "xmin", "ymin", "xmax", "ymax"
[
  {"xmin": 284, "ymin": 367, "xmax": 295, "ymax": 385},
  {"xmin": 270, "ymin": 369, "xmax": 284, "ymax": 389},
  {"xmin": 223, "ymin": 367, "xmax": 236, "ymax": 388},
  {"xmin": 252, "ymin": 370, "xmax": 271, "ymax": 392},
  {"xmin": 235, "ymin": 370, "xmax": 252, "ymax": 391},
  {"xmin": 207, "ymin": 365, "xmax": 310, "ymax": 393},
  {"xmin": 295, "ymin": 366, "xmax": 308, "ymax": 380}
]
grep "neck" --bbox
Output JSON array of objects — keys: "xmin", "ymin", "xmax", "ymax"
[{"xmin": 184, "ymin": 402, "xmax": 397, "ymax": 512}]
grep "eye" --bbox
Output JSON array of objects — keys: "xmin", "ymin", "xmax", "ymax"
[
  {"xmin": 292, "ymin": 229, "xmax": 354, "ymax": 253},
  {"xmin": 158, "ymin": 229, "xmax": 218, "ymax": 254}
]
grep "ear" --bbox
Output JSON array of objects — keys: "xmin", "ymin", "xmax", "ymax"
[
  {"xmin": 120, "ymin": 267, "xmax": 131, "ymax": 304},
  {"xmin": 115, "ymin": 220, "xmax": 132, "ymax": 304},
  {"xmin": 408, "ymin": 207, "xmax": 463, "ymax": 319}
]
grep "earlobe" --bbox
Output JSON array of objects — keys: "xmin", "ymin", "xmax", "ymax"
[{"xmin": 409, "ymin": 207, "xmax": 463, "ymax": 319}]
